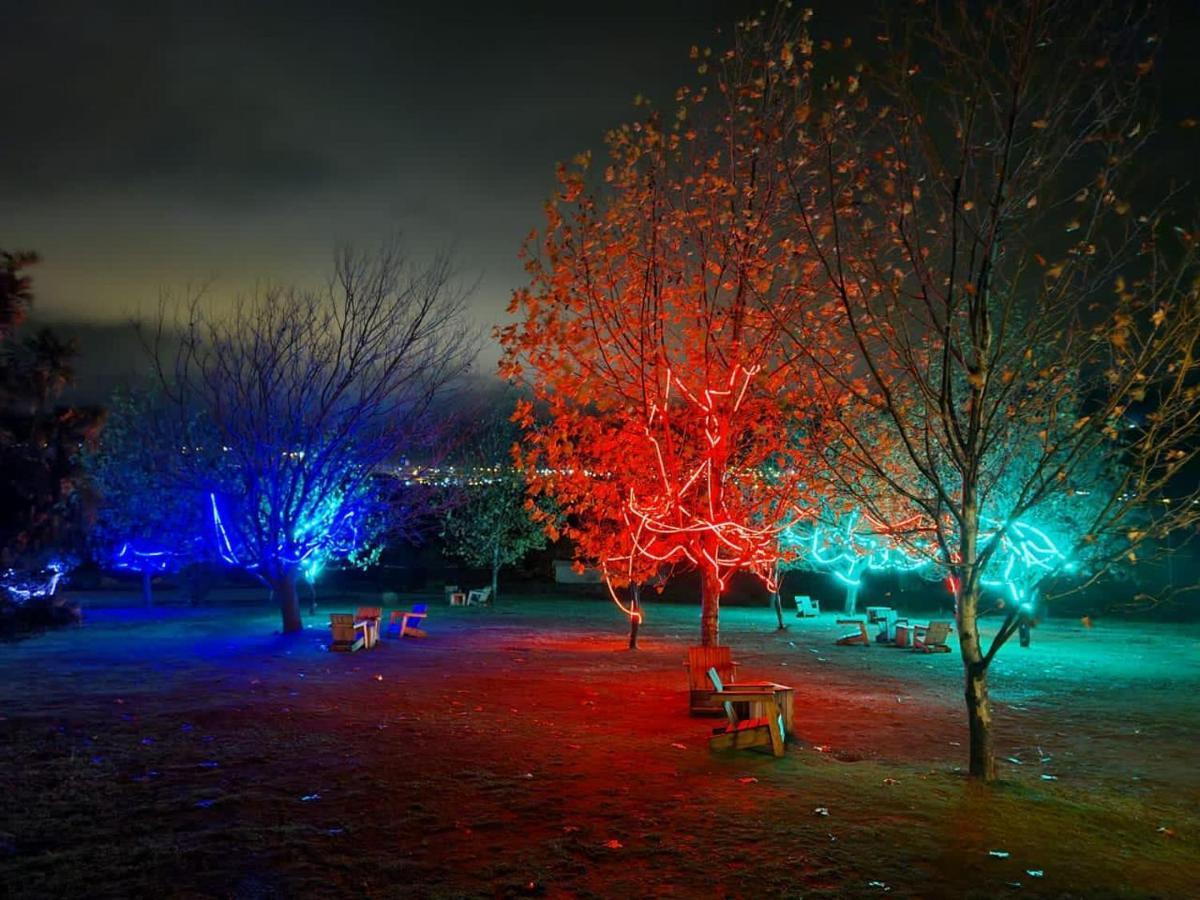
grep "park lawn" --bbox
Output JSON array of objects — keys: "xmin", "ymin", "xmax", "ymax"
[{"xmin": 1, "ymin": 594, "xmax": 1196, "ymax": 898}]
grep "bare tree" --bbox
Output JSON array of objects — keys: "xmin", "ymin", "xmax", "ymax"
[
  {"xmin": 784, "ymin": 1, "xmax": 1200, "ymax": 779},
  {"xmin": 150, "ymin": 245, "xmax": 479, "ymax": 633}
]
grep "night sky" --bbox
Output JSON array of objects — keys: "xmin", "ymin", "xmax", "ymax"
[
  {"xmin": 3, "ymin": 1, "xmax": 1197, "ymax": 398},
  {"xmin": 1, "ymin": 0, "xmax": 768, "ymax": 395}
]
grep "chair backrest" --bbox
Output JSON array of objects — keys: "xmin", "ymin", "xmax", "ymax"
[
  {"xmin": 687, "ymin": 645, "xmax": 733, "ymax": 690},
  {"xmin": 329, "ymin": 613, "xmax": 356, "ymax": 641},
  {"xmin": 707, "ymin": 666, "xmax": 740, "ymax": 726},
  {"xmin": 926, "ymin": 621, "xmax": 952, "ymax": 644},
  {"xmin": 356, "ymin": 606, "xmax": 381, "ymax": 619},
  {"xmin": 411, "ymin": 603, "xmax": 427, "ymax": 615}
]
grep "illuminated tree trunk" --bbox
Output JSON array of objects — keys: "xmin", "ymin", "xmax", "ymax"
[
  {"xmin": 141, "ymin": 570, "xmax": 154, "ymax": 608},
  {"xmin": 843, "ymin": 580, "xmax": 861, "ymax": 617},
  {"xmin": 842, "ymin": 557, "xmax": 868, "ymax": 615},
  {"xmin": 272, "ymin": 570, "xmax": 303, "ymax": 634},
  {"xmin": 771, "ymin": 589, "xmax": 786, "ymax": 630},
  {"xmin": 699, "ymin": 564, "xmax": 721, "ymax": 647},
  {"xmin": 957, "ymin": 506, "xmax": 996, "ymax": 780},
  {"xmin": 628, "ymin": 583, "xmax": 641, "ymax": 650}
]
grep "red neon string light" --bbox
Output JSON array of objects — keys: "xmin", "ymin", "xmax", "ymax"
[{"xmin": 601, "ymin": 365, "xmax": 801, "ymax": 623}]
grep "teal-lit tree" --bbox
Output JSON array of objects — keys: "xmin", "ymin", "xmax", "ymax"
[
  {"xmin": 782, "ymin": 506, "xmax": 931, "ymax": 615},
  {"xmin": 151, "ymin": 245, "xmax": 478, "ymax": 633},
  {"xmin": 784, "ymin": 1, "xmax": 1200, "ymax": 779}
]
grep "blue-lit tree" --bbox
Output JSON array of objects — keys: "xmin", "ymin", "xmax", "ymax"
[
  {"xmin": 150, "ymin": 246, "xmax": 478, "ymax": 632},
  {"xmin": 83, "ymin": 391, "xmax": 214, "ymax": 606}
]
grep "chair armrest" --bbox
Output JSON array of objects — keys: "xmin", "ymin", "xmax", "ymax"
[
  {"xmin": 729, "ymin": 681, "xmax": 792, "ymax": 691},
  {"xmin": 714, "ymin": 689, "xmax": 784, "ymax": 702}
]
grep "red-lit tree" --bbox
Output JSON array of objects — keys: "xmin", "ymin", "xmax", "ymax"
[{"xmin": 502, "ymin": 12, "xmax": 840, "ymax": 646}]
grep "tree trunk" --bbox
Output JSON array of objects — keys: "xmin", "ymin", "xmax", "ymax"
[
  {"xmin": 307, "ymin": 579, "xmax": 317, "ymax": 616},
  {"xmin": 273, "ymin": 573, "xmax": 302, "ymax": 634},
  {"xmin": 843, "ymin": 580, "xmax": 861, "ymax": 616},
  {"xmin": 965, "ymin": 659, "xmax": 996, "ymax": 780},
  {"xmin": 957, "ymin": 506, "xmax": 995, "ymax": 780},
  {"xmin": 699, "ymin": 565, "xmax": 721, "ymax": 647},
  {"xmin": 141, "ymin": 569, "xmax": 154, "ymax": 608},
  {"xmin": 628, "ymin": 584, "xmax": 640, "ymax": 650},
  {"xmin": 491, "ymin": 545, "xmax": 500, "ymax": 603},
  {"xmin": 772, "ymin": 590, "xmax": 786, "ymax": 630}
]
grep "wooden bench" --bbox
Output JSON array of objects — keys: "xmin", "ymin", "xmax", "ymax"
[{"xmin": 466, "ymin": 587, "xmax": 492, "ymax": 607}]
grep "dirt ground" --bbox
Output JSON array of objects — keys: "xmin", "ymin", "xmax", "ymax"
[{"xmin": 1, "ymin": 592, "xmax": 1197, "ymax": 899}]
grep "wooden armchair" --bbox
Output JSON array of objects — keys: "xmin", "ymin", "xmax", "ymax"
[
  {"xmin": 329, "ymin": 613, "xmax": 367, "ymax": 652},
  {"xmin": 794, "ymin": 595, "xmax": 820, "ymax": 617},
  {"xmin": 706, "ymin": 668, "xmax": 786, "ymax": 758},
  {"xmin": 836, "ymin": 618, "xmax": 871, "ymax": 646},
  {"xmin": 913, "ymin": 620, "xmax": 953, "ymax": 653},
  {"xmin": 355, "ymin": 606, "xmax": 383, "ymax": 648},
  {"xmin": 466, "ymin": 587, "xmax": 492, "ymax": 607},
  {"xmin": 388, "ymin": 603, "xmax": 428, "ymax": 639}
]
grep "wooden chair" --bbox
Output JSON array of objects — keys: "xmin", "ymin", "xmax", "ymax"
[
  {"xmin": 913, "ymin": 620, "xmax": 953, "ymax": 653},
  {"xmin": 388, "ymin": 603, "xmax": 428, "ymax": 638},
  {"xmin": 836, "ymin": 618, "xmax": 871, "ymax": 646},
  {"xmin": 794, "ymin": 595, "xmax": 820, "ymax": 618},
  {"xmin": 685, "ymin": 646, "xmax": 738, "ymax": 715},
  {"xmin": 466, "ymin": 587, "xmax": 492, "ymax": 607},
  {"xmin": 329, "ymin": 613, "xmax": 367, "ymax": 652},
  {"xmin": 684, "ymin": 646, "xmax": 791, "ymax": 719},
  {"xmin": 707, "ymin": 668, "xmax": 786, "ymax": 758},
  {"xmin": 355, "ymin": 606, "xmax": 382, "ymax": 648},
  {"xmin": 707, "ymin": 667, "xmax": 795, "ymax": 737}
]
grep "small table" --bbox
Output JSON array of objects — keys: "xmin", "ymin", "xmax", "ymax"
[{"xmin": 449, "ymin": 592, "xmax": 466, "ymax": 606}]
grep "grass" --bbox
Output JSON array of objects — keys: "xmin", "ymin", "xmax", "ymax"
[{"xmin": 0, "ymin": 592, "xmax": 1196, "ymax": 897}]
